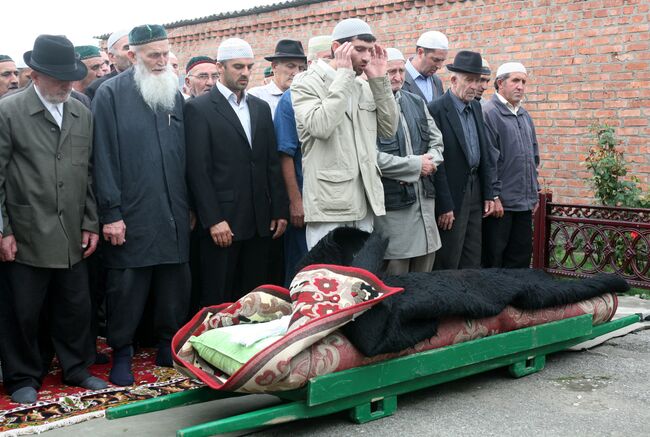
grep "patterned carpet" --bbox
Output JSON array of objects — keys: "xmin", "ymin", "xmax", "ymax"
[{"xmin": 0, "ymin": 342, "xmax": 202, "ymax": 435}]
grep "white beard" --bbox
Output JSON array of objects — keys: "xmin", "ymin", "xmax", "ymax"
[{"xmin": 133, "ymin": 60, "xmax": 178, "ymax": 112}]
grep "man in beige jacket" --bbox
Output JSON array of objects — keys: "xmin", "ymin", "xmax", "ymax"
[{"xmin": 292, "ymin": 18, "xmax": 432, "ymax": 249}]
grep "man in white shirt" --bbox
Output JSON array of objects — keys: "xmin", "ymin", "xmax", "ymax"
[{"xmin": 248, "ymin": 39, "xmax": 306, "ymax": 118}]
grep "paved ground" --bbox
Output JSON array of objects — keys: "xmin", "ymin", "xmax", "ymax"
[{"xmin": 42, "ymin": 297, "xmax": 650, "ymax": 437}]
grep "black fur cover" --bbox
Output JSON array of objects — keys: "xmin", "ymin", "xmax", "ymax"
[{"xmin": 295, "ymin": 228, "xmax": 630, "ymax": 356}]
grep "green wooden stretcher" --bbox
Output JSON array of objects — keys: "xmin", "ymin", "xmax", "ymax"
[{"xmin": 105, "ymin": 313, "xmax": 640, "ymax": 437}]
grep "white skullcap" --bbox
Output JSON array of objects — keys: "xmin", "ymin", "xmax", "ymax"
[
  {"xmin": 482, "ymin": 58, "xmax": 490, "ymax": 69},
  {"xmin": 308, "ymin": 35, "xmax": 332, "ymax": 60},
  {"xmin": 496, "ymin": 62, "xmax": 527, "ymax": 77},
  {"xmin": 332, "ymin": 18, "xmax": 373, "ymax": 41},
  {"xmin": 217, "ymin": 38, "xmax": 254, "ymax": 61},
  {"xmin": 107, "ymin": 29, "xmax": 130, "ymax": 50},
  {"xmin": 416, "ymin": 31, "xmax": 449, "ymax": 50},
  {"xmin": 386, "ymin": 48, "xmax": 405, "ymax": 62}
]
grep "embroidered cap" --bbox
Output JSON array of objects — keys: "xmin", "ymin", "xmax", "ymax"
[
  {"xmin": 307, "ymin": 35, "xmax": 332, "ymax": 61},
  {"xmin": 481, "ymin": 58, "xmax": 491, "ymax": 76},
  {"xmin": 331, "ymin": 18, "xmax": 373, "ymax": 41},
  {"xmin": 107, "ymin": 29, "xmax": 130, "ymax": 50},
  {"xmin": 217, "ymin": 38, "xmax": 254, "ymax": 61},
  {"xmin": 129, "ymin": 24, "xmax": 168, "ymax": 46},
  {"xmin": 186, "ymin": 56, "xmax": 214, "ymax": 73},
  {"xmin": 74, "ymin": 45, "xmax": 102, "ymax": 60},
  {"xmin": 386, "ymin": 48, "xmax": 405, "ymax": 62},
  {"xmin": 496, "ymin": 62, "xmax": 527, "ymax": 77},
  {"xmin": 416, "ymin": 31, "xmax": 449, "ymax": 50}
]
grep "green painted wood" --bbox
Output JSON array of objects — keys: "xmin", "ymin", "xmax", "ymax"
[
  {"xmin": 508, "ymin": 354, "xmax": 546, "ymax": 378},
  {"xmin": 349, "ymin": 395, "xmax": 397, "ymax": 424},
  {"xmin": 579, "ymin": 314, "xmax": 641, "ymax": 340},
  {"xmin": 307, "ymin": 314, "xmax": 594, "ymax": 406},
  {"xmin": 105, "ymin": 387, "xmax": 242, "ymax": 420}
]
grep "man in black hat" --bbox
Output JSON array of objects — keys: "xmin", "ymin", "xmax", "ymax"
[
  {"xmin": 428, "ymin": 50, "xmax": 497, "ymax": 270},
  {"xmin": 248, "ymin": 39, "xmax": 306, "ymax": 117},
  {"xmin": 0, "ymin": 34, "xmax": 107, "ymax": 404},
  {"xmin": 92, "ymin": 24, "xmax": 190, "ymax": 386}
]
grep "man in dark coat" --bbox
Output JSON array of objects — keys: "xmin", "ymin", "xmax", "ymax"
[
  {"xmin": 185, "ymin": 38, "xmax": 288, "ymax": 307},
  {"xmin": 0, "ymin": 35, "xmax": 107, "ymax": 404},
  {"xmin": 92, "ymin": 24, "xmax": 190, "ymax": 386},
  {"xmin": 403, "ymin": 31, "xmax": 448, "ymax": 103},
  {"xmin": 482, "ymin": 62, "xmax": 540, "ymax": 268},
  {"xmin": 428, "ymin": 51, "xmax": 496, "ymax": 270}
]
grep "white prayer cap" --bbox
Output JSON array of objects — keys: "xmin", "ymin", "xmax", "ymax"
[
  {"xmin": 107, "ymin": 29, "xmax": 130, "ymax": 50},
  {"xmin": 308, "ymin": 35, "xmax": 332, "ymax": 60},
  {"xmin": 386, "ymin": 48, "xmax": 405, "ymax": 62},
  {"xmin": 217, "ymin": 38, "xmax": 254, "ymax": 61},
  {"xmin": 332, "ymin": 18, "xmax": 373, "ymax": 41},
  {"xmin": 416, "ymin": 31, "xmax": 449, "ymax": 50},
  {"xmin": 496, "ymin": 62, "xmax": 527, "ymax": 77}
]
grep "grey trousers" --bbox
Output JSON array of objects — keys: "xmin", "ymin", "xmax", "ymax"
[{"xmin": 385, "ymin": 253, "xmax": 436, "ymax": 275}]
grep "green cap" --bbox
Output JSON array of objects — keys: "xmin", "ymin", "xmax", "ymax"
[
  {"xmin": 0, "ymin": 55, "xmax": 13, "ymax": 63},
  {"xmin": 129, "ymin": 24, "xmax": 168, "ymax": 46},
  {"xmin": 264, "ymin": 66, "xmax": 273, "ymax": 78},
  {"xmin": 74, "ymin": 45, "xmax": 102, "ymax": 60}
]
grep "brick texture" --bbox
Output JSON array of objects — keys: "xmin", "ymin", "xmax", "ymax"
[{"xmin": 163, "ymin": 0, "xmax": 650, "ymax": 204}]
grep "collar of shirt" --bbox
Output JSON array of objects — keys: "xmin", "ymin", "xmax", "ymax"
[
  {"xmin": 496, "ymin": 92, "xmax": 520, "ymax": 115},
  {"xmin": 33, "ymin": 85, "xmax": 64, "ymax": 128},
  {"xmin": 216, "ymin": 80, "xmax": 248, "ymax": 107},
  {"xmin": 265, "ymin": 80, "xmax": 284, "ymax": 96},
  {"xmin": 449, "ymin": 90, "xmax": 471, "ymax": 114},
  {"xmin": 405, "ymin": 59, "xmax": 425, "ymax": 81}
]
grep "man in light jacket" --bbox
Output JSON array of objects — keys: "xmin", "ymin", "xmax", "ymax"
[{"xmin": 292, "ymin": 18, "xmax": 428, "ymax": 249}]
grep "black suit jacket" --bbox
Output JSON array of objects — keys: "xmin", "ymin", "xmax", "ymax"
[
  {"xmin": 184, "ymin": 87, "xmax": 288, "ymax": 241},
  {"xmin": 427, "ymin": 90, "xmax": 495, "ymax": 217},
  {"xmin": 403, "ymin": 70, "xmax": 444, "ymax": 103}
]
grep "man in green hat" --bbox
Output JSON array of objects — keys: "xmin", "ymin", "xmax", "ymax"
[
  {"xmin": 73, "ymin": 46, "xmax": 106, "ymax": 93},
  {"xmin": 0, "ymin": 55, "xmax": 19, "ymax": 98},
  {"xmin": 92, "ymin": 24, "xmax": 190, "ymax": 386}
]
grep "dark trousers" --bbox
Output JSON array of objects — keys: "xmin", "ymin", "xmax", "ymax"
[
  {"xmin": 283, "ymin": 224, "xmax": 308, "ymax": 287},
  {"xmin": 105, "ymin": 263, "xmax": 190, "ymax": 351},
  {"xmin": 0, "ymin": 261, "xmax": 93, "ymax": 394},
  {"xmin": 482, "ymin": 210, "xmax": 533, "ymax": 268},
  {"xmin": 434, "ymin": 173, "xmax": 483, "ymax": 270},
  {"xmin": 199, "ymin": 235, "xmax": 271, "ymax": 306}
]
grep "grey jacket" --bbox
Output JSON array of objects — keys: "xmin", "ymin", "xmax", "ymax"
[
  {"xmin": 0, "ymin": 85, "xmax": 98, "ymax": 268},
  {"xmin": 482, "ymin": 94, "xmax": 540, "ymax": 211}
]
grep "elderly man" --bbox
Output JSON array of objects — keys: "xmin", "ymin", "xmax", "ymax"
[
  {"xmin": 0, "ymin": 35, "xmax": 107, "ymax": 404},
  {"xmin": 375, "ymin": 48, "xmax": 444, "ymax": 274},
  {"xmin": 169, "ymin": 52, "xmax": 180, "ymax": 78},
  {"xmin": 73, "ymin": 46, "xmax": 106, "ymax": 93},
  {"xmin": 476, "ymin": 58, "xmax": 491, "ymax": 101},
  {"xmin": 292, "ymin": 18, "xmax": 424, "ymax": 249},
  {"xmin": 0, "ymin": 56, "xmax": 19, "ymax": 98},
  {"xmin": 428, "ymin": 51, "xmax": 496, "ymax": 270},
  {"xmin": 482, "ymin": 62, "xmax": 539, "ymax": 268},
  {"xmin": 185, "ymin": 38, "xmax": 288, "ymax": 306},
  {"xmin": 274, "ymin": 35, "xmax": 332, "ymax": 283},
  {"xmin": 85, "ymin": 29, "xmax": 131, "ymax": 100},
  {"xmin": 184, "ymin": 56, "xmax": 218, "ymax": 98},
  {"xmin": 92, "ymin": 24, "xmax": 190, "ymax": 386},
  {"xmin": 403, "ymin": 31, "xmax": 449, "ymax": 103},
  {"xmin": 249, "ymin": 39, "xmax": 306, "ymax": 117},
  {"xmin": 100, "ymin": 50, "xmax": 111, "ymax": 75}
]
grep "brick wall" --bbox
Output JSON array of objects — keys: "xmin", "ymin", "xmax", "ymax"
[{"xmin": 164, "ymin": 0, "xmax": 650, "ymax": 204}]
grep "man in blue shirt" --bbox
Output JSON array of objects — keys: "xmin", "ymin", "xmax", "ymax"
[
  {"xmin": 403, "ymin": 31, "xmax": 448, "ymax": 103},
  {"xmin": 274, "ymin": 35, "xmax": 332, "ymax": 284}
]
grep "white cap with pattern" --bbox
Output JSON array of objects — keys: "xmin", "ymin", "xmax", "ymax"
[
  {"xmin": 217, "ymin": 38, "xmax": 254, "ymax": 61},
  {"xmin": 416, "ymin": 31, "xmax": 449, "ymax": 50},
  {"xmin": 332, "ymin": 18, "xmax": 373, "ymax": 41},
  {"xmin": 386, "ymin": 48, "xmax": 405, "ymax": 62},
  {"xmin": 308, "ymin": 35, "xmax": 332, "ymax": 60},
  {"xmin": 496, "ymin": 62, "xmax": 527, "ymax": 77},
  {"xmin": 107, "ymin": 29, "xmax": 130, "ymax": 50}
]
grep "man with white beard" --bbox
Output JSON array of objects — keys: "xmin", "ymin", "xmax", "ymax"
[{"xmin": 92, "ymin": 24, "xmax": 190, "ymax": 387}]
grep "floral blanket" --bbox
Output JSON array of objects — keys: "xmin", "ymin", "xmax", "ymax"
[{"xmin": 173, "ymin": 265, "xmax": 618, "ymax": 394}]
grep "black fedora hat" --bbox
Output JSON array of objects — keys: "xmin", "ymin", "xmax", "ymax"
[
  {"xmin": 264, "ymin": 39, "xmax": 306, "ymax": 62},
  {"xmin": 23, "ymin": 35, "xmax": 87, "ymax": 81},
  {"xmin": 446, "ymin": 50, "xmax": 484, "ymax": 75}
]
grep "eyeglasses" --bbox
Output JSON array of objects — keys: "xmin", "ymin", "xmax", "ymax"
[{"xmin": 189, "ymin": 73, "xmax": 219, "ymax": 81}]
